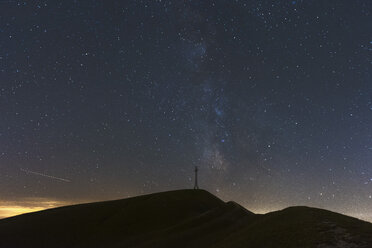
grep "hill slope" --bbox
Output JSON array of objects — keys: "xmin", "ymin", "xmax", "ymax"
[{"xmin": 0, "ymin": 189, "xmax": 371, "ymax": 248}]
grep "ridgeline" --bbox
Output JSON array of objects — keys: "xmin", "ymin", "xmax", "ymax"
[{"xmin": 1, "ymin": 189, "xmax": 372, "ymax": 248}]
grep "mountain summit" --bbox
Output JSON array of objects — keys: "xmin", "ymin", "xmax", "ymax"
[{"xmin": 1, "ymin": 189, "xmax": 371, "ymax": 248}]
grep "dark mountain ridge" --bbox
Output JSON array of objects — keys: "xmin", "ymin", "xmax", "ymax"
[{"xmin": 1, "ymin": 189, "xmax": 371, "ymax": 248}]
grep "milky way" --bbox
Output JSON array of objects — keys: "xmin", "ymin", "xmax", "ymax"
[{"xmin": 0, "ymin": 0, "xmax": 372, "ymax": 221}]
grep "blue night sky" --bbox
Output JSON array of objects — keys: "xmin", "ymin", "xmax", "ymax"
[{"xmin": 0, "ymin": 0, "xmax": 372, "ymax": 221}]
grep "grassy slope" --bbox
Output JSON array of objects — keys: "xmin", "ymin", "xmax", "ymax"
[
  {"xmin": 217, "ymin": 206, "xmax": 372, "ymax": 248},
  {"xmin": 0, "ymin": 189, "xmax": 225, "ymax": 248},
  {"xmin": 136, "ymin": 201, "xmax": 257, "ymax": 248},
  {"xmin": 1, "ymin": 190, "xmax": 372, "ymax": 248}
]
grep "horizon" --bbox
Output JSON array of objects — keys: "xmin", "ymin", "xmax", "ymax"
[{"xmin": 1, "ymin": 188, "xmax": 372, "ymax": 224}]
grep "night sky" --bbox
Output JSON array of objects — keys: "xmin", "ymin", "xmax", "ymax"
[{"xmin": 1, "ymin": 0, "xmax": 372, "ymax": 221}]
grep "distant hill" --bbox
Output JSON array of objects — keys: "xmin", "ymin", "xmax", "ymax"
[{"xmin": 1, "ymin": 189, "xmax": 372, "ymax": 248}]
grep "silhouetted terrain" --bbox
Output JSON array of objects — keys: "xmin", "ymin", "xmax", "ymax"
[{"xmin": 1, "ymin": 189, "xmax": 372, "ymax": 248}]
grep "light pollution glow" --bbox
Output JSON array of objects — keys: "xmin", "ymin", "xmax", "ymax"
[{"xmin": 0, "ymin": 198, "xmax": 71, "ymax": 219}]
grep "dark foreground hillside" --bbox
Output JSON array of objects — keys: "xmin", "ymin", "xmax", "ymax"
[{"xmin": 1, "ymin": 189, "xmax": 372, "ymax": 248}]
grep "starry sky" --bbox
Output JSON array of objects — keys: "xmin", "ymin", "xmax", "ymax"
[{"xmin": 1, "ymin": 0, "xmax": 372, "ymax": 221}]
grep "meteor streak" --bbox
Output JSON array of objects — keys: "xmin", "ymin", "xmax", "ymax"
[{"xmin": 20, "ymin": 168, "xmax": 71, "ymax": 183}]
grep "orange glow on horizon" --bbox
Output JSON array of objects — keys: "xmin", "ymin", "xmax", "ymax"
[
  {"xmin": 0, "ymin": 206, "xmax": 46, "ymax": 219},
  {"xmin": 0, "ymin": 198, "xmax": 71, "ymax": 219}
]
